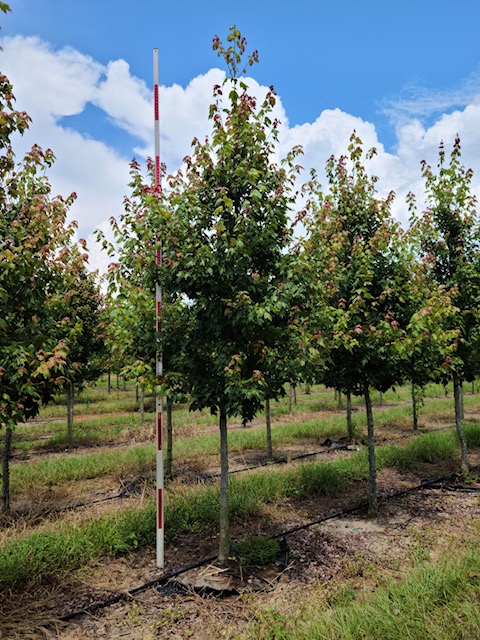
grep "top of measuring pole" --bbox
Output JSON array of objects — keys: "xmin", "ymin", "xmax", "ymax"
[{"xmin": 153, "ymin": 48, "xmax": 161, "ymax": 194}]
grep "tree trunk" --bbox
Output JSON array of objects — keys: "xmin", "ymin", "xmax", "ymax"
[
  {"xmin": 453, "ymin": 371, "xmax": 469, "ymax": 477},
  {"xmin": 139, "ymin": 388, "xmax": 145, "ymax": 424},
  {"xmin": 265, "ymin": 398, "xmax": 273, "ymax": 462},
  {"xmin": 472, "ymin": 380, "xmax": 475, "ymax": 395},
  {"xmin": 379, "ymin": 391, "xmax": 384, "ymax": 407},
  {"xmin": 364, "ymin": 385, "xmax": 378, "ymax": 515},
  {"xmin": 288, "ymin": 384, "xmax": 293, "ymax": 413},
  {"xmin": 135, "ymin": 385, "xmax": 139, "ymax": 402},
  {"xmin": 67, "ymin": 383, "xmax": 74, "ymax": 450},
  {"xmin": 346, "ymin": 390, "xmax": 354, "ymax": 441},
  {"xmin": 293, "ymin": 385, "xmax": 297, "ymax": 405},
  {"xmin": 123, "ymin": 377, "xmax": 126, "ymax": 391},
  {"xmin": 460, "ymin": 379, "xmax": 464, "ymax": 421},
  {"xmin": 337, "ymin": 390, "xmax": 343, "ymax": 410},
  {"xmin": 411, "ymin": 382, "xmax": 418, "ymax": 432},
  {"xmin": 218, "ymin": 404, "xmax": 229, "ymax": 566},
  {"xmin": 116, "ymin": 373, "xmax": 120, "ymax": 389},
  {"xmin": 1, "ymin": 425, "xmax": 13, "ymax": 513},
  {"xmin": 166, "ymin": 398, "xmax": 173, "ymax": 481},
  {"xmin": 107, "ymin": 371, "xmax": 111, "ymax": 394}
]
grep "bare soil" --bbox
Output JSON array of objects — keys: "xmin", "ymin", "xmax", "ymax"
[{"xmin": 3, "ymin": 455, "xmax": 480, "ymax": 640}]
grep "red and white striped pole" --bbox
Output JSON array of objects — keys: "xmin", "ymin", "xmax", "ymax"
[{"xmin": 153, "ymin": 48, "xmax": 164, "ymax": 569}]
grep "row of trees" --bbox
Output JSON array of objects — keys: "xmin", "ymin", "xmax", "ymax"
[
  {"xmin": 2, "ymin": 19, "xmax": 480, "ymax": 562},
  {"xmin": 0, "ymin": 11, "xmax": 107, "ymax": 511},
  {"xmin": 98, "ymin": 29, "xmax": 480, "ymax": 565}
]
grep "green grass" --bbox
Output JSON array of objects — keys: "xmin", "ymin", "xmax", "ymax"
[
  {"xmin": 247, "ymin": 528, "xmax": 480, "ymax": 639},
  {"xmin": 10, "ymin": 444, "xmax": 155, "ymax": 492},
  {"xmin": 8, "ymin": 397, "xmax": 480, "ymax": 497},
  {"xmin": 0, "ymin": 503, "xmax": 156, "ymax": 588},
  {"xmin": 2, "ymin": 426, "xmax": 479, "ymax": 590}
]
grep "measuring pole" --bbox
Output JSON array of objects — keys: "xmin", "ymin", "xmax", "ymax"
[{"xmin": 153, "ymin": 48, "xmax": 164, "ymax": 568}]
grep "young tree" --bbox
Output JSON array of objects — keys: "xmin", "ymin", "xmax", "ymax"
[
  {"xmin": 99, "ymin": 159, "xmax": 191, "ymax": 477},
  {"xmin": 48, "ymin": 265, "xmax": 107, "ymax": 449},
  {"xmin": 410, "ymin": 137, "xmax": 480, "ymax": 475},
  {"xmin": 159, "ymin": 28, "xmax": 302, "ymax": 563},
  {"xmin": 0, "ymin": 71, "xmax": 77, "ymax": 511},
  {"xmin": 303, "ymin": 134, "xmax": 413, "ymax": 514}
]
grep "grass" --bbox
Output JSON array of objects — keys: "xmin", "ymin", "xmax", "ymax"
[
  {"xmin": 10, "ymin": 444, "xmax": 155, "ymax": 492},
  {"xmin": 0, "ymin": 502, "xmax": 156, "ymax": 588},
  {"xmin": 2, "ymin": 425, "xmax": 479, "ymax": 590},
  {"xmin": 247, "ymin": 527, "xmax": 480, "ymax": 639},
  {"xmin": 7, "ymin": 398, "xmax": 480, "ymax": 497}
]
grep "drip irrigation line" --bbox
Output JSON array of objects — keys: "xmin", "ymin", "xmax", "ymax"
[
  {"xmin": 58, "ymin": 555, "xmax": 217, "ymax": 622},
  {"xmin": 57, "ymin": 470, "xmax": 466, "ymax": 623},
  {"xmin": 200, "ymin": 422, "xmax": 458, "ymax": 480},
  {"xmin": 201, "ymin": 448, "xmax": 338, "ymax": 479},
  {"xmin": 9, "ymin": 423, "xmax": 470, "ymax": 519},
  {"xmin": 427, "ymin": 484, "xmax": 480, "ymax": 493}
]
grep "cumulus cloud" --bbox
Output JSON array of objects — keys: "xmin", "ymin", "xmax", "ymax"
[{"xmin": 2, "ymin": 35, "xmax": 480, "ymax": 272}]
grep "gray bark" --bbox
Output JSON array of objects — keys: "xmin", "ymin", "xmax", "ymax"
[
  {"xmin": 67, "ymin": 383, "xmax": 74, "ymax": 450},
  {"xmin": 364, "ymin": 385, "xmax": 378, "ymax": 515},
  {"xmin": 218, "ymin": 404, "xmax": 229, "ymax": 565},
  {"xmin": 139, "ymin": 388, "xmax": 145, "ymax": 424},
  {"xmin": 1, "ymin": 425, "xmax": 13, "ymax": 513},
  {"xmin": 411, "ymin": 382, "xmax": 418, "ymax": 432},
  {"xmin": 453, "ymin": 371, "xmax": 469, "ymax": 477},
  {"xmin": 346, "ymin": 390, "xmax": 354, "ymax": 441},
  {"xmin": 265, "ymin": 398, "xmax": 273, "ymax": 462}
]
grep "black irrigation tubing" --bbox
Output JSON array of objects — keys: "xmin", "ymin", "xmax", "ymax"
[
  {"xmin": 201, "ymin": 448, "xmax": 345, "ymax": 479},
  {"xmin": 58, "ymin": 555, "xmax": 218, "ymax": 622},
  {"xmin": 41, "ymin": 487, "xmax": 144, "ymax": 517},
  {"xmin": 58, "ymin": 470, "xmax": 470, "ymax": 623},
  {"xmin": 198, "ymin": 423, "xmax": 459, "ymax": 480},
  {"xmin": 7, "ymin": 423, "xmax": 471, "ymax": 520},
  {"xmin": 9, "ymin": 438, "xmax": 139, "ymax": 461}
]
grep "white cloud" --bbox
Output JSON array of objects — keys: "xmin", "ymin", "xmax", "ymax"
[
  {"xmin": 1, "ymin": 36, "xmax": 103, "ymax": 121},
  {"xmin": 2, "ymin": 35, "xmax": 480, "ymax": 273},
  {"xmin": 384, "ymin": 72, "xmax": 480, "ymax": 120}
]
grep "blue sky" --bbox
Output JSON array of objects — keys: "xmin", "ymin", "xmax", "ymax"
[{"xmin": 2, "ymin": 1, "xmax": 480, "ymax": 270}]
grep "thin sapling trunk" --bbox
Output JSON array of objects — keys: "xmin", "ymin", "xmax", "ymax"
[
  {"xmin": 139, "ymin": 388, "xmax": 145, "ymax": 424},
  {"xmin": 364, "ymin": 385, "xmax": 378, "ymax": 515},
  {"xmin": 67, "ymin": 383, "xmax": 74, "ymax": 450},
  {"xmin": 453, "ymin": 371, "xmax": 469, "ymax": 477},
  {"xmin": 411, "ymin": 382, "xmax": 418, "ymax": 432},
  {"xmin": 218, "ymin": 404, "xmax": 229, "ymax": 565},
  {"xmin": 265, "ymin": 397, "xmax": 273, "ymax": 462},
  {"xmin": 1, "ymin": 425, "xmax": 13, "ymax": 513},
  {"xmin": 346, "ymin": 390, "xmax": 354, "ymax": 441}
]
